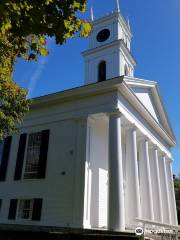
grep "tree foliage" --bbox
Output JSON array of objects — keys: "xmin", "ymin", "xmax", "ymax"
[
  {"xmin": 0, "ymin": 35, "xmax": 30, "ymax": 140},
  {"xmin": 175, "ymin": 177, "xmax": 180, "ymax": 189},
  {"xmin": 0, "ymin": 0, "xmax": 91, "ymax": 140},
  {"xmin": 174, "ymin": 175, "xmax": 180, "ymax": 224}
]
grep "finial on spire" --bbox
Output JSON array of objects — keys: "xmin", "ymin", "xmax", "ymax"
[
  {"xmin": 90, "ymin": 6, "xmax": 94, "ymax": 21},
  {"xmin": 127, "ymin": 16, "xmax": 131, "ymax": 30},
  {"xmin": 116, "ymin": 0, "xmax": 120, "ymax": 12}
]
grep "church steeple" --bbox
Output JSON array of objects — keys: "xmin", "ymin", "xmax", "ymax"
[
  {"xmin": 115, "ymin": 0, "xmax": 120, "ymax": 13},
  {"xmin": 82, "ymin": 7, "xmax": 136, "ymax": 85}
]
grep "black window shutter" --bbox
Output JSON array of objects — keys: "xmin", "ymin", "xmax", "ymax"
[
  {"xmin": 0, "ymin": 136, "xmax": 12, "ymax": 181},
  {"xmin": 32, "ymin": 198, "xmax": 43, "ymax": 221},
  {"xmin": 14, "ymin": 133, "xmax": 27, "ymax": 180},
  {"xmin": 8, "ymin": 199, "xmax": 18, "ymax": 220},
  {"xmin": 37, "ymin": 130, "xmax": 50, "ymax": 179}
]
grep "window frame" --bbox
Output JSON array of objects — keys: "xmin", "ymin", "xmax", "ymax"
[
  {"xmin": 22, "ymin": 131, "xmax": 42, "ymax": 180},
  {"xmin": 124, "ymin": 64, "xmax": 129, "ymax": 76},
  {"xmin": 16, "ymin": 199, "xmax": 34, "ymax": 221},
  {"xmin": 98, "ymin": 60, "xmax": 106, "ymax": 82}
]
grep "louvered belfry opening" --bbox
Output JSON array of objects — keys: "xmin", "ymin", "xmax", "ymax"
[{"xmin": 98, "ymin": 61, "xmax": 106, "ymax": 82}]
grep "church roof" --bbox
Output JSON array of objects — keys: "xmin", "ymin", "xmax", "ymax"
[{"xmin": 31, "ymin": 76, "xmax": 176, "ymax": 147}]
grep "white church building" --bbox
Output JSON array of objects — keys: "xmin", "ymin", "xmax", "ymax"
[{"xmin": 0, "ymin": 4, "xmax": 178, "ymax": 233}]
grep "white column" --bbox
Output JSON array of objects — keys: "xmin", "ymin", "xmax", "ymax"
[
  {"xmin": 125, "ymin": 126, "xmax": 141, "ymax": 226},
  {"xmin": 149, "ymin": 146, "xmax": 163, "ymax": 223},
  {"xmin": 73, "ymin": 118, "xmax": 88, "ymax": 228},
  {"xmin": 138, "ymin": 138, "xmax": 154, "ymax": 221},
  {"xmin": 166, "ymin": 158, "xmax": 178, "ymax": 225},
  {"xmin": 108, "ymin": 112, "xmax": 125, "ymax": 231},
  {"xmin": 159, "ymin": 154, "xmax": 171, "ymax": 224},
  {"xmin": 83, "ymin": 122, "xmax": 92, "ymax": 228}
]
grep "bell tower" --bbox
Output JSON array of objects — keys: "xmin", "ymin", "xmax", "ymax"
[{"xmin": 82, "ymin": 3, "xmax": 136, "ymax": 85}]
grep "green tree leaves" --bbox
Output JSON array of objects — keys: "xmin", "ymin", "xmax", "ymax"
[
  {"xmin": 0, "ymin": 79, "xmax": 30, "ymax": 140},
  {"xmin": 80, "ymin": 21, "xmax": 92, "ymax": 37},
  {"xmin": 175, "ymin": 177, "xmax": 180, "ymax": 188},
  {"xmin": 174, "ymin": 176, "xmax": 180, "ymax": 224},
  {"xmin": 0, "ymin": 0, "xmax": 91, "ymax": 140}
]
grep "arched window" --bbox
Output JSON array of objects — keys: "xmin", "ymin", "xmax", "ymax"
[
  {"xmin": 98, "ymin": 61, "xmax": 106, "ymax": 82},
  {"xmin": 124, "ymin": 65, "xmax": 129, "ymax": 76}
]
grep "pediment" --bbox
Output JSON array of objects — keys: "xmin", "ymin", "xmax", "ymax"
[
  {"xmin": 131, "ymin": 87, "xmax": 160, "ymax": 123},
  {"xmin": 124, "ymin": 77, "xmax": 175, "ymax": 140}
]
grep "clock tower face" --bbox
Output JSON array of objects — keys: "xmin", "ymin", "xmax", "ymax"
[{"xmin": 96, "ymin": 29, "xmax": 110, "ymax": 42}]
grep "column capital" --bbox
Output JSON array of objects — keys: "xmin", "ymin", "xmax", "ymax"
[
  {"xmin": 74, "ymin": 115, "xmax": 88, "ymax": 122},
  {"xmin": 148, "ymin": 142, "xmax": 158, "ymax": 151},
  {"xmin": 158, "ymin": 150, "xmax": 166, "ymax": 158},
  {"xmin": 165, "ymin": 157, "xmax": 173, "ymax": 163},
  {"xmin": 137, "ymin": 135, "xmax": 149, "ymax": 143},
  {"xmin": 157, "ymin": 150, "xmax": 173, "ymax": 162},
  {"xmin": 124, "ymin": 123, "xmax": 137, "ymax": 131},
  {"xmin": 107, "ymin": 108, "xmax": 122, "ymax": 118}
]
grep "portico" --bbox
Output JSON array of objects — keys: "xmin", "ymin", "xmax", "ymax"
[{"xmin": 83, "ymin": 106, "xmax": 177, "ymax": 231}]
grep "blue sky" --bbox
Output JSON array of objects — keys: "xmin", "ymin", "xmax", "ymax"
[{"xmin": 14, "ymin": 0, "xmax": 180, "ymax": 174}]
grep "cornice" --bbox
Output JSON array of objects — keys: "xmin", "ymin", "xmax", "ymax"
[
  {"xmin": 82, "ymin": 39, "xmax": 136, "ymax": 66},
  {"xmin": 82, "ymin": 39, "xmax": 121, "ymax": 56},
  {"xmin": 92, "ymin": 11, "xmax": 132, "ymax": 38},
  {"xmin": 124, "ymin": 76, "xmax": 157, "ymax": 87},
  {"xmin": 30, "ymin": 76, "xmax": 176, "ymax": 147},
  {"xmin": 30, "ymin": 77, "xmax": 124, "ymax": 110},
  {"xmin": 153, "ymin": 85, "xmax": 176, "ymax": 140},
  {"xmin": 92, "ymin": 11, "xmax": 119, "ymax": 25}
]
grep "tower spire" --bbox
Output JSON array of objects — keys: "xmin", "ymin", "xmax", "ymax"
[
  {"xmin": 116, "ymin": 0, "xmax": 120, "ymax": 12},
  {"xmin": 90, "ymin": 6, "xmax": 94, "ymax": 21}
]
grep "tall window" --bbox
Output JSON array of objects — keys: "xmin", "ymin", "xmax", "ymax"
[
  {"xmin": 18, "ymin": 199, "xmax": 34, "ymax": 220},
  {"xmin": 98, "ymin": 61, "xmax": 106, "ymax": 82},
  {"xmin": 24, "ymin": 132, "xmax": 42, "ymax": 179},
  {"xmin": 124, "ymin": 65, "xmax": 129, "ymax": 76}
]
